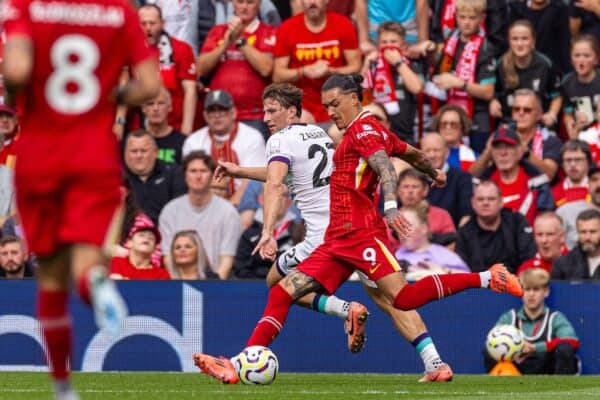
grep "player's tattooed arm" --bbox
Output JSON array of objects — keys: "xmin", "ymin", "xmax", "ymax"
[
  {"xmin": 399, "ymin": 145, "xmax": 447, "ymax": 188},
  {"xmin": 280, "ymin": 270, "xmax": 323, "ymax": 301},
  {"xmin": 367, "ymin": 149, "xmax": 398, "ymax": 205}
]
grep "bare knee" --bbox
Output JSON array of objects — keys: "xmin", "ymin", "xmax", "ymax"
[
  {"xmin": 265, "ymin": 263, "xmax": 283, "ymax": 288},
  {"xmin": 37, "ymin": 246, "xmax": 71, "ymax": 290}
]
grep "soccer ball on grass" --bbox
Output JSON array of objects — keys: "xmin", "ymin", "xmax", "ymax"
[
  {"xmin": 485, "ymin": 324, "xmax": 525, "ymax": 361},
  {"xmin": 233, "ymin": 346, "xmax": 279, "ymax": 385}
]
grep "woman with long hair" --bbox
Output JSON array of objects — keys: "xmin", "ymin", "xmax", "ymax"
[
  {"xmin": 169, "ymin": 230, "xmax": 216, "ymax": 280},
  {"xmin": 561, "ymin": 35, "xmax": 600, "ymax": 139},
  {"xmin": 490, "ymin": 20, "xmax": 561, "ymax": 128}
]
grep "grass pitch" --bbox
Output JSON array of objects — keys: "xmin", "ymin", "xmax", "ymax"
[{"xmin": 1, "ymin": 372, "xmax": 599, "ymax": 400}]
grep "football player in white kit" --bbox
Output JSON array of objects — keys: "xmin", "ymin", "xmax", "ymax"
[{"xmin": 214, "ymin": 83, "xmax": 452, "ymax": 381}]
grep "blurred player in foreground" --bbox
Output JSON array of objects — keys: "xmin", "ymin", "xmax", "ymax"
[{"xmin": 3, "ymin": 0, "xmax": 160, "ymax": 398}]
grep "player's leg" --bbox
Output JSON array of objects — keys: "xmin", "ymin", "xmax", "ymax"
[
  {"xmin": 36, "ymin": 247, "xmax": 79, "ymax": 400},
  {"xmin": 70, "ymin": 244, "xmax": 127, "ymax": 335},
  {"xmin": 361, "ymin": 282, "xmax": 453, "ymax": 382}
]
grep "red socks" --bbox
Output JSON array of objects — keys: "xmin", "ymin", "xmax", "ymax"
[
  {"xmin": 394, "ymin": 273, "xmax": 481, "ymax": 310},
  {"xmin": 246, "ymin": 284, "xmax": 293, "ymax": 347},
  {"xmin": 37, "ymin": 289, "xmax": 72, "ymax": 381}
]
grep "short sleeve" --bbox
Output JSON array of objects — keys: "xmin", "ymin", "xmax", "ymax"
[
  {"xmin": 254, "ymin": 25, "xmax": 277, "ymax": 54},
  {"xmin": 349, "ymin": 123, "xmax": 386, "ymax": 160},
  {"xmin": 201, "ymin": 25, "xmax": 225, "ymax": 53},
  {"xmin": 476, "ymin": 41, "xmax": 497, "ymax": 85},
  {"xmin": 273, "ymin": 20, "xmax": 293, "ymax": 58},
  {"xmin": 542, "ymin": 136, "xmax": 562, "ymax": 165},
  {"xmin": 175, "ymin": 41, "xmax": 196, "ymax": 81},
  {"xmin": 390, "ymin": 133, "xmax": 408, "ymax": 157},
  {"xmin": 266, "ymin": 134, "xmax": 293, "ymax": 166},
  {"xmin": 336, "ymin": 14, "xmax": 359, "ymax": 51},
  {"xmin": 3, "ymin": 0, "xmax": 32, "ymax": 38},
  {"xmin": 123, "ymin": 4, "xmax": 155, "ymax": 68}
]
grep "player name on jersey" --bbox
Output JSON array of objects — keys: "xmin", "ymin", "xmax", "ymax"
[{"xmin": 28, "ymin": 1, "xmax": 125, "ymax": 27}]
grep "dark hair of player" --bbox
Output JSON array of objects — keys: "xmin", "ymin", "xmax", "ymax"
[
  {"xmin": 322, "ymin": 73, "xmax": 364, "ymax": 102},
  {"xmin": 262, "ymin": 83, "xmax": 304, "ymax": 118}
]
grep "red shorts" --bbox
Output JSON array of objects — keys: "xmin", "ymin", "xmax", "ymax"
[
  {"xmin": 297, "ymin": 228, "xmax": 402, "ymax": 294},
  {"xmin": 15, "ymin": 170, "xmax": 122, "ymax": 257}
]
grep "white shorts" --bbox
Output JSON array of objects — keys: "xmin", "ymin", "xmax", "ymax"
[{"xmin": 275, "ymin": 233, "xmax": 322, "ymax": 276}]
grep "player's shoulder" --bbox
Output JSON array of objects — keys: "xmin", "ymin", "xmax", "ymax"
[{"xmin": 348, "ymin": 111, "xmax": 387, "ymax": 138}]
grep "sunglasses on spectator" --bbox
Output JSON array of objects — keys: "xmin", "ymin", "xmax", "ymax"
[
  {"xmin": 440, "ymin": 120, "xmax": 460, "ymax": 128},
  {"xmin": 512, "ymin": 106, "xmax": 533, "ymax": 114}
]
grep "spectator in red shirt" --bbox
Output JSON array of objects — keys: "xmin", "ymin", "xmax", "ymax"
[
  {"xmin": 198, "ymin": 0, "xmax": 276, "ymax": 138},
  {"xmin": 273, "ymin": 0, "xmax": 361, "ymax": 127},
  {"xmin": 110, "ymin": 214, "xmax": 170, "ymax": 280},
  {"xmin": 552, "ymin": 140, "xmax": 592, "ymax": 208},
  {"xmin": 139, "ymin": 4, "xmax": 197, "ymax": 134},
  {"xmin": 517, "ymin": 212, "xmax": 568, "ymax": 276},
  {"xmin": 0, "ymin": 103, "xmax": 19, "ymax": 169}
]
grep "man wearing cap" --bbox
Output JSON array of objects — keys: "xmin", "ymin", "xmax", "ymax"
[
  {"xmin": 0, "ymin": 103, "xmax": 19, "ymax": 168},
  {"xmin": 477, "ymin": 124, "xmax": 555, "ymax": 225},
  {"xmin": 557, "ymin": 165, "xmax": 600, "ymax": 249},
  {"xmin": 183, "ymin": 89, "xmax": 265, "ymax": 205},
  {"xmin": 109, "ymin": 214, "xmax": 170, "ymax": 280}
]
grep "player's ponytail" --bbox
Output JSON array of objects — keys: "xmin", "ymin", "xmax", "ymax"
[{"xmin": 322, "ymin": 73, "xmax": 364, "ymax": 102}]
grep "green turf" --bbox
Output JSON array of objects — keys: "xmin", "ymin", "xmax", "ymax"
[{"xmin": 1, "ymin": 372, "xmax": 599, "ymax": 400}]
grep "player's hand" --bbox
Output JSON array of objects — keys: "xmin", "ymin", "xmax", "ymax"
[
  {"xmin": 513, "ymin": 341, "xmax": 535, "ymax": 364},
  {"xmin": 385, "ymin": 209, "xmax": 413, "ymax": 239},
  {"xmin": 252, "ymin": 233, "xmax": 278, "ymax": 261},
  {"xmin": 214, "ymin": 160, "xmax": 242, "ymax": 181},
  {"xmin": 489, "ymin": 99, "xmax": 503, "ymax": 118},
  {"xmin": 304, "ymin": 60, "xmax": 330, "ymax": 79},
  {"xmin": 431, "ymin": 169, "xmax": 447, "ymax": 188}
]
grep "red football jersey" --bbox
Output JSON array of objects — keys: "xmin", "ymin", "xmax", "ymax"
[
  {"xmin": 491, "ymin": 167, "xmax": 538, "ymax": 225},
  {"xmin": 325, "ymin": 110, "xmax": 407, "ymax": 240},
  {"xmin": 274, "ymin": 12, "xmax": 358, "ymax": 122},
  {"xmin": 109, "ymin": 256, "xmax": 170, "ymax": 280},
  {"xmin": 3, "ymin": 0, "xmax": 154, "ymax": 174}
]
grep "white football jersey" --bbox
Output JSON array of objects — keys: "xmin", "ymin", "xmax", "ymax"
[{"xmin": 265, "ymin": 123, "xmax": 333, "ymax": 237}]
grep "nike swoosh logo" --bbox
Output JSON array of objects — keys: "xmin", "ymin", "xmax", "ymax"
[{"xmin": 369, "ymin": 263, "xmax": 381, "ymax": 274}]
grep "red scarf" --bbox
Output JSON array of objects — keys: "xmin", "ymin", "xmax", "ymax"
[
  {"xmin": 531, "ymin": 128, "xmax": 544, "ymax": 159},
  {"xmin": 210, "ymin": 123, "xmax": 240, "ymax": 197},
  {"xmin": 365, "ymin": 46, "xmax": 407, "ymax": 113},
  {"xmin": 441, "ymin": 29, "xmax": 484, "ymax": 118}
]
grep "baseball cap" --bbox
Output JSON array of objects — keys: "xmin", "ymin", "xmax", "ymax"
[
  {"xmin": 204, "ymin": 90, "xmax": 234, "ymax": 110},
  {"xmin": 491, "ymin": 124, "xmax": 520, "ymax": 146},
  {"xmin": 128, "ymin": 214, "xmax": 161, "ymax": 244},
  {"xmin": 0, "ymin": 104, "xmax": 17, "ymax": 116}
]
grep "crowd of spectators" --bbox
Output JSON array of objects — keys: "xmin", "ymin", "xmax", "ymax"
[{"xmin": 1, "ymin": 0, "xmax": 600, "ymax": 287}]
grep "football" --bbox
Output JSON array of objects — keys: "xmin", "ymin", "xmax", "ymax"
[
  {"xmin": 234, "ymin": 346, "xmax": 279, "ymax": 385},
  {"xmin": 486, "ymin": 324, "xmax": 525, "ymax": 361}
]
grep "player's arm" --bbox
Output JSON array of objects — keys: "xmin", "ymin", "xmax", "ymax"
[
  {"xmin": 2, "ymin": 35, "xmax": 33, "ymax": 105},
  {"xmin": 367, "ymin": 150, "xmax": 413, "ymax": 238},
  {"xmin": 253, "ymin": 160, "xmax": 289, "ymax": 260},
  {"xmin": 398, "ymin": 144, "xmax": 446, "ymax": 187},
  {"xmin": 116, "ymin": 58, "xmax": 161, "ymax": 106},
  {"xmin": 215, "ymin": 161, "xmax": 268, "ymax": 182},
  {"xmin": 180, "ymin": 79, "xmax": 197, "ymax": 135}
]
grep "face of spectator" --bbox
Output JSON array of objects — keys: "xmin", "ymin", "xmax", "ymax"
[
  {"xmin": 398, "ymin": 177, "xmax": 427, "ymax": 207},
  {"xmin": 437, "ymin": 110, "xmax": 463, "ymax": 147},
  {"xmin": 139, "ymin": 7, "xmax": 163, "ymax": 46},
  {"xmin": 571, "ymin": 41, "xmax": 599, "ymax": 78},
  {"xmin": 522, "ymin": 284, "xmax": 548, "ymax": 312},
  {"xmin": 129, "ymin": 230, "xmax": 157, "ymax": 256},
  {"xmin": 590, "ymin": 172, "xmax": 600, "ymax": 206},
  {"xmin": 301, "ymin": 0, "xmax": 327, "ymax": 20},
  {"xmin": 0, "ymin": 112, "xmax": 18, "ymax": 139},
  {"xmin": 378, "ymin": 31, "xmax": 406, "ymax": 50},
  {"xmin": 322, "ymin": 88, "xmax": 359, "ymax": 130},
  {"xmin": 511, "ymin": 94, "xmax": 540, "ymax": 132},
  {"xmin": 263, "ymin": 98, "xmax": 295, "ymax": 134},
  {"xmin": 576, "ymin": 218, "xmax": 600, "ymax": 255},
  {"xmin": 124, "ymin": 135, "xmax": 158, "ymax": 177},
  {"xmin": 471, "ymin": 184, "xmax": 503, "ymax": 220},
  {"xmin": 455, "ymin": 8, "xmax": 483, "ymax": 37},
  {"xmin": 233, "ymin": 0, "xmax": 260, "ymax": 24},
  {"xmin": 562, "ymin": 149, "xmax": 590, "ymax": 183},
  {"xmin": 204, "ymin": 106, "xmax": 236, "ymax": 136},
  {"xmin": 142, "ymin": 90, "xmax": 171, "ymax": 126},
  {"xmin": 509, "ymin": 25, "xmax": 535, "ymax": 59},
  {"xmin": 421, "ymin": 134, "xmax": 448, "ymax": 170},
  {"xmin": 172, "ymin": 235, "xmax": 198, "ymax": 266},
  {"xmin": 399, "ymin": 210, "xmax": 428, "ymax": 251},
  {"xmin": 533, "ymin": 216, "xmax": 565, "ymax": 261},
  {"xmin": 185, "ymin": 159, "xmax": 213, "ymax": 193},
  {"xmin": 0, "ymin": 242, "xmax": 26, "ymax": 274},
  {"xmin": 491, "ymin": 142, "xmax": 521, "ymax": 172}
]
